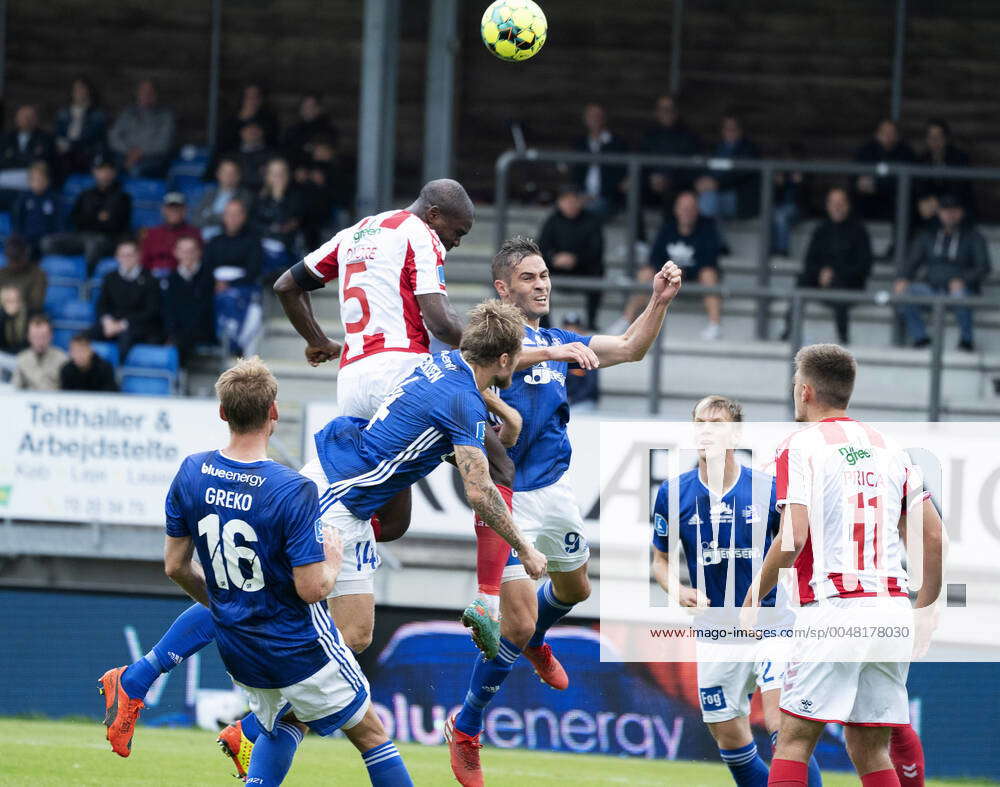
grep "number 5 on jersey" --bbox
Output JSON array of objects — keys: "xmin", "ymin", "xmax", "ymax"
[{"xmin": 198, "ymin": 514, "xmax": 265, "ymax": 591}]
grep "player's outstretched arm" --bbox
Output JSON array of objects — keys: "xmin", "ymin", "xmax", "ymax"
[
  {"xmin": 164, "ymin": 534, "xmax": 209, "ymax": 606},
  {"xmin": 453, "ymin": 444, "xmax": 546, "ymax": 579},
  {"xmin": 587, "ymin": 261, "xmax": 683, "ymax": 368},
  {"xmin": 651, "ymin": 546, "xmax": 708, "ymax": 608},
  {"xmin": 273, "ymin": 264, "xmax": 343, "ymax": 366},
  {"xmin": 482, "ymin": 388, "xmax": 523, "ymax": 448},
  {"xmin": 416, "ymin": 292, "xmax": 464, "ymax": 347},
  {"xmin": 293, "ymin": 527, "xmax": 344, "ymax": 604}
]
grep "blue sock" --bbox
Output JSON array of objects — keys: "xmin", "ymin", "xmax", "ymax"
[
  {"xmin": 720, "ymin": 741, "xmax": 769, "ymax": 787},
  {"xmin": 454, "ymin": 637, "xmax": 521, "ymax": 736},
  {"xmin": 121, "ymin": 603, "xmax": 215, "ymax": 699},
  {"xmin": 245, "ymin": 721, "xmax": 302, "ymax": 786},
  {"xmin": 362, "ymin": 741, "xmax": 413, "ymax": 786},
  {"xmin": 527, "ymin": 581, "xmax": 574, "ymax": 648},
  {"xmin": 771, "ymin": 730, "xmax": 822, "ymax": 787},
  {"xmin": 241, "ymin": 711, "xmax": 263, "ymax": 743}
]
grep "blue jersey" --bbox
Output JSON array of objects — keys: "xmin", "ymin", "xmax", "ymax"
[
  {"xmin": 315, "ymin": 350, "xmax": 488, "ymax": 519},
  {"xmin": 501, "ymin": 325, "xmax": 591, "ymax": 491},
  {"xmin": 165, "ymin": 451, "xmax": 337, "ymax": 689},
  {"xmin": 651, "ymin": 465, "xmax": 780, "ymax": 608}
]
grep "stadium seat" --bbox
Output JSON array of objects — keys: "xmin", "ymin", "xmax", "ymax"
[
  {"xmin": 62, "ymin": 173, "xmax": 95, "ymax": 199},
  {"xmin": 121, "ymin": 177, "xmax": 167, "ymax": 204},
  {"xmin": 167, "ymin": 145, "xmax": 210, "ymax": 181},
  {"xmin": 91, "ymin": 257, "xmax": 118, "ymax": 282},
  {"xmin": 53, "ymin": 299, "xmax": 96, "ymax": 327},
  {"xmin": 52, "ymin": 327, "xmax": 74, "ymax": 350},
  {"xmin": 0, "ymin": 212, "xmax": 10, "ymax": 238},
  {"xmin": 90, "ymin": 341, "xmax": 120, "ymax": 368},
  {"xmin": 40, "ymin": 254, "xmax": 88, "ymax": 283},
  {"xmin": 174, "ymin": 177, "xmax": 208, "ymax": 208},
  {"xmin": 89, "ymin": 284, "xmax": 102, "ymax": 307},
  {"xmin": 120, "ymin": 344, "xmax": 179, "ymax": 396},
  {"xmin": 132, "ymin": 206, "xmax": 163, "ymax": 229},
  {"xmin": 43, "ymin": 284, "xmax": 82, "ymax": 313},
  {"xmin": 0, "ymin": 253, "xmax": 6, "ymax": 269}
]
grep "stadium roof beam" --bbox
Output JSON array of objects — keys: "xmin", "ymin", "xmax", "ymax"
[
  {"xmin": 357, "ymin": 0, "xmax": 401, "ymax": 216},
  {"xmin": 423, "ymin": 0, "xmax": 459, "ymax": 182},
  {"xmin": 890, "ymin": 0, "xmax": 907, "ymax": 122}
]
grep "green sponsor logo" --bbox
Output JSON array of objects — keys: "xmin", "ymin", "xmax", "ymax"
[
  {"xmin": 352, "ymin": 227, "xmax": 382, "ymax": 242},
  {"xmin": 0, "ymin": 486, "xmax": 10, "ymax": 506},
  {"xmin": 839, "ymin": 445, "xmax": 872, "ymax": 466}
]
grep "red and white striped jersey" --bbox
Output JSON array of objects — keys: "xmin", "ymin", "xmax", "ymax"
[
  {"xmin": 775, "ymin": 417, "xmax": 929, "ymax": 604},
  {"xmin": 303, "ymin": 210, "xmax": 448, "ymax": 367}
]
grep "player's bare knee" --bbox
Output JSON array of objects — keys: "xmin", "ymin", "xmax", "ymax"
[
  {"xmin": 344, "ymin": 627, "xmax": 373, "ymax": 654},
  {"xmin": 707, "ymin": 719, "xmax": 752, "ymax": 750},
  {"xmin": 551, "ymin": 568, "xmax": 591, "ymax": 605}
]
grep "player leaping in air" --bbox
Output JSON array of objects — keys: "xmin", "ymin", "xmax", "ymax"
[{"xmin": 446, "ymin": 236, "xmax": 682, "ymax": 787}]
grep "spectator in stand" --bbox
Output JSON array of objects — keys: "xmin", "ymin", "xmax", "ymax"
[
  {"xmin": 162, "ymin": 236, "xmax": 216, "ymax": 365},
  {"xmin": 771, "ymin": 165, "xmax": 804, "ymax": 257},
  {"xmin": 140, "ymin": 192, "xmax": 201, "ymax": 276},
  {"xmin": 572, "ymin": 103, "xmax": 628, "ymax": 219},
  {"xmin": 60, "ymin": 332, "xmax": 118, "ymax": 392},
  {"xmin": 283, "ymin": 93, "xmax": 337, "ymax": 165},
  {"xmin": 0, "ymin": 285, "xmax": 31, "ymax": 356},
  {"xmin": 695, "ymin": 113, "xmax": 761, "ymax": 227},
  {"xmin": 204, "ymin": 199, "xmax": 262, "ymax": 291},
  {"xmin": 639, "ymin": 95, "xmax": 701, "ymax": 208},
  {"xmin": 0, "ymin": 105, "xmax": 55, "ymax": 184},
  {"xmin": 108, "ymin": 79, "xmax": 176, "ymax": 178},
  {"xmin": 232, "ymin": 120, "xmax": 273, "ymax": 192},
  {"xmin": 54, "ymin": 77, "xmax": 108, "ymax": 175},
  {"xmin": 624, "ymin": 190, "xmax": 723, "ymax": 339},
  {"xmin": 192, "ymin": 157, "xmax": 254, "ymax": 242},
  {"xmin": 11, "ymin": 162, "xmax": 61, "ymax": 259},
  {"xmin": 538, "ymin": 184, "xmax": 605, "ymax": 330},
  {"xmin": 91, "ymin": 238, "xmax": 162, "ymax": 358},
  {"xmin": 784, "ymin": 187, "xmax": 873, "ymax": 345},
  {"xmin": 914, "ymin": 118, "xmax": 973, "ymax": 224},
  {"xmin": 896, "ymin": 194, "xmax": 990, "ymax": 352},
  {"xmin": 42, "ymin": 155, "xmax": 131, "ymax": 269},
  {"xmin": 852, "ymin": 119, "xmax": 915, "ymax": 222},
  {"xmin": 253, "ymin": 157, "xmax": 304, "ymax": 262},
  {"xmin": 561, "ymin": 312, "xmax": 600, "ymax": 411},
  {"xmin": 0, "ymin": 235, "xmax": 47, "ymax": 312},
  {"xmin": 221, "ymin": 83, "xmax": 279, "ymax": 152},
  {"xmin": 12, "ymin": 314, "xmax": 66, "ymax": 391}
]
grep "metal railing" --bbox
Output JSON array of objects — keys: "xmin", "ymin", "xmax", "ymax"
[
  {"xmin": 518, "ymin": 274, "xmax": 999, "ymax": 422},
  {"xmin": 493, "ymin": 149, "xmax": 1000, "ymax": 342}
]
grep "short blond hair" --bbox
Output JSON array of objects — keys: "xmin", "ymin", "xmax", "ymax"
[
  {"xmin": 795, "ymin": 343, "xmax": 856, "ymax": 409},
  {"xmin": 692, "ymin": 394, "xmax": 743, "ymax": 422},
  {"xmin": 214, "ymin": 356, "xmax": 278, "ymax": 434},
  {"xmin": 460, "ymin": 300, "xmax": 524, "ymax": 365}
]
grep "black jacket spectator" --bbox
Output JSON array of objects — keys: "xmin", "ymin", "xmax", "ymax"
[
  {"xmin": 55, "ymin": 78, "xmax": 108, "ymax": 174},
  {"xmin": 801, "ymin": 218, "xmax": 874, "ymax": 291},
  {"xmin": 0, "ymin": 126, "xmax": 55, "ymax": 171},
  {"xmin": 648, "ymin": 216, "xmax": 721, "ymax": 276},
  {"xmin": 92, "ymin": 265, "xmax": 162, "ymax": 357},
  {"xmin": 903, "ymin": 222, "xmax": 991, "ymax": 292},
  {"xmin": 72, "ymin": 180, "xmax": 132, "ymax": 236},
  {"xmin": 60, "ymin": 352, "xmax": 117, "ymax": 392},
  {"xmin": 703, "ymin": 135, "xmax": 761, "ymax": 219},
  {"xmin": 162, "ymin": 263, "xmax": 216, "ymax": 363},
  {"xmin": 571, "ymin": 104, "xmax": 628, "ymax": 215},
  {"xmin": 852, "ymin": 121, "xmax": 915, "ymax": 221},
  {"xmin": 640, "ymin": 96, "xmax": 701, "ymax": 203},
  {"xmin": 914, "ymin": 119, "xmax": 974, "ymax": 214},
  {"xmin": 204, "ymin": 227, "xmax": 263, "ymax": 288},
  {"xmin": 12, "ymin": 187, "xmax": 61, "ymax": 256},
  {"xmin": 539, "ymin": 190, "xmax": 605, "ymax": 328}
]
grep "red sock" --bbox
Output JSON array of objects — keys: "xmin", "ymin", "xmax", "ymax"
[
  {"xmin": 862, "ymin": 768, "xmax": 901, "ymax": 787},
  {"xmin": 475, "ymin": 484, "xmax": 513, "ymax": 595},
  {"xmin": 370, "ymin": 514, "xmax": 382, "ymax": 542},
  {"xmin": 890, "ymin": 724, "xmax": 925, "ymax": 787},
  {"xmin": 769, "ymin": 758, "xmax": 808, "ymax": 786}
]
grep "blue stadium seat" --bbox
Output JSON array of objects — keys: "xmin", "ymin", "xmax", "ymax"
[
  {"xmin": 0, "ymin": 212, "xmax": 11, "ymax": 238},
  {"xmin": 44, "ymin": 284, "xmax": 82, "ymax": 313},
  {"xmin": 54, "ymin": 299, "xmax": 96, "ymax": 326},
  {"xmin": 91, "ymin": 257, "xmax": 118, "ymax": 282},
  {"xmin": 122, "ymin": 177, "xmax": 167, "ymax": 204},
  {"xmin": 132, "ymin": 206, "xmax": 163, "ymax": 229},
  {"xmin": 89, "ymin": 284, "xmax": 102, "ymax": 307},
  {"xmin": 0, "ymin": 253, "xmax": 6, "ymax": 269},
  {"xmin": 125, "ymin": 344, "xmax": 179, "ymax": 372},
  {"xmin": 90, "ymin": 341, "xmax": 120, "ymax": 368},
  {"xmin": 167, "ymin": 145, "xmax": 210, "ymax": 181},
  {"xmin": 41, "ymin": 254, "xmax": 88, "ymax": 282},
  {"xmin": 120, "ymin": 374, "xmax": 172, "ymax": 396},
  {"xmin": 174, "ymin": 177, "xmax": 208, "ymax": 208},
  {"xmin": 52, "ymin": 327, "xmax": 75, "ymax": 350},
  {"xmin": 63, "ymin": 174, "xmax": 95, "ymax": 199}
]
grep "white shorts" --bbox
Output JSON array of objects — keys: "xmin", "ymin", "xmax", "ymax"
[
  {"xmin": 233, "ymin": 655, "xmax": 370, "ymax": 737},
  {"xmin": 300, "ymin": 458, "xmax": 379, "ymax": 598},
  {"xmin": 696, "ymin": 643, "xmax": 784, "ymax": 723},
  {"xmin": 780, "ymin": 596, "xmax": 911, "ymax": 726},
  {"xmin": 337, "ymin": 351, "xmax": 428, "ymax": 419},
  {"xmin": 502, "ymin": 475, "xmax": 591, "ymax": 581}
]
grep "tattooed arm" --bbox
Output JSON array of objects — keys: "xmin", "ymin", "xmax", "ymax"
[{"xmin": 454, "ymin": 444, "xmax": 546, "ymax": 579}]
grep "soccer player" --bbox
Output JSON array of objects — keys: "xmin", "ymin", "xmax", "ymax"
[
  {"xmin": 446, "ymin": 237, "xmax": 682, "ymax": 786},
  {"xmin": 98, "ymin": 302, "xmax": 546, "ymax": 776},
  {"xmin": 650, "ymin": 395, "xmax": 821, "ymax": 787},
  {"xmin": 100, "ymin": 357, "xmax": 413, "ymax": 785},
  {"xmin": 273, "ymin": 178, "xmax": 535, "ymax": 657},
  {"xmin": 742, "ymin": 344, "xmax": 943, "ymax": 787}
]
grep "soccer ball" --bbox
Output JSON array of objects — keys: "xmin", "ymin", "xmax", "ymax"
[{"xmin": 481, "ymin": 0, "xmax": 547, "ymax": 62}]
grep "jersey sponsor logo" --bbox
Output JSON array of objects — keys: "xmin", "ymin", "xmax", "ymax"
[
  {"xmin": 418, "ymin": 356, "xmax": 444, "ymax": 382},
  {"xmin": 352, "ymin": 226, "xmax": 382, "ymax": 242},
  {"xmin": 200, "ymin": 462, "xmax": 266, "ymax": 488},
  {"xmin": 437, "ymin": 264, "xmax": 446, "ymax": 286},
  {"xmin": 439, "ymin": 352, "xmax": 458, "ymax": 371},
  {"xmin": 523, "ymin": 362, "xmax": 566, "ymax": 386},
  {"xmin": 710, "ymin": 501, "xmax": 734, "ymax": 527},
  {"xmin": 839, "ymin": 445, "xmax": 872, "ymax": 466},
  {"xmin": 742, "ymin": 504, "xmax": 762, "ymax": 525},
  {"xmin": 204, "ymin": 486, "xmax": 253, "ymax": 512},
  {"xmin": 699, "ymin": 685, "xmax": 726, "ymax": 711},
  {"xmin": 698, "ymin": 540, "xmax": 763, "ymax": 566},
  {"xmin": 475, "ymin": 421, "xmax": 487, "ymax": 443},
  {"xmin": 653, "ymin": 512, "xmax": 668, "ymax": 537}
]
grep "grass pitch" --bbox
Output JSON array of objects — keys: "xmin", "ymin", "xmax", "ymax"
[{"xmin": 0, "ymin": 719, "xmax": 996, "ymax": 786}]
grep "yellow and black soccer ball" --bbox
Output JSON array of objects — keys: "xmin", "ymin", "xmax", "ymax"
[{"xmin": 481, "ymin": 0, "xmax": 547, "ymax": 62}]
